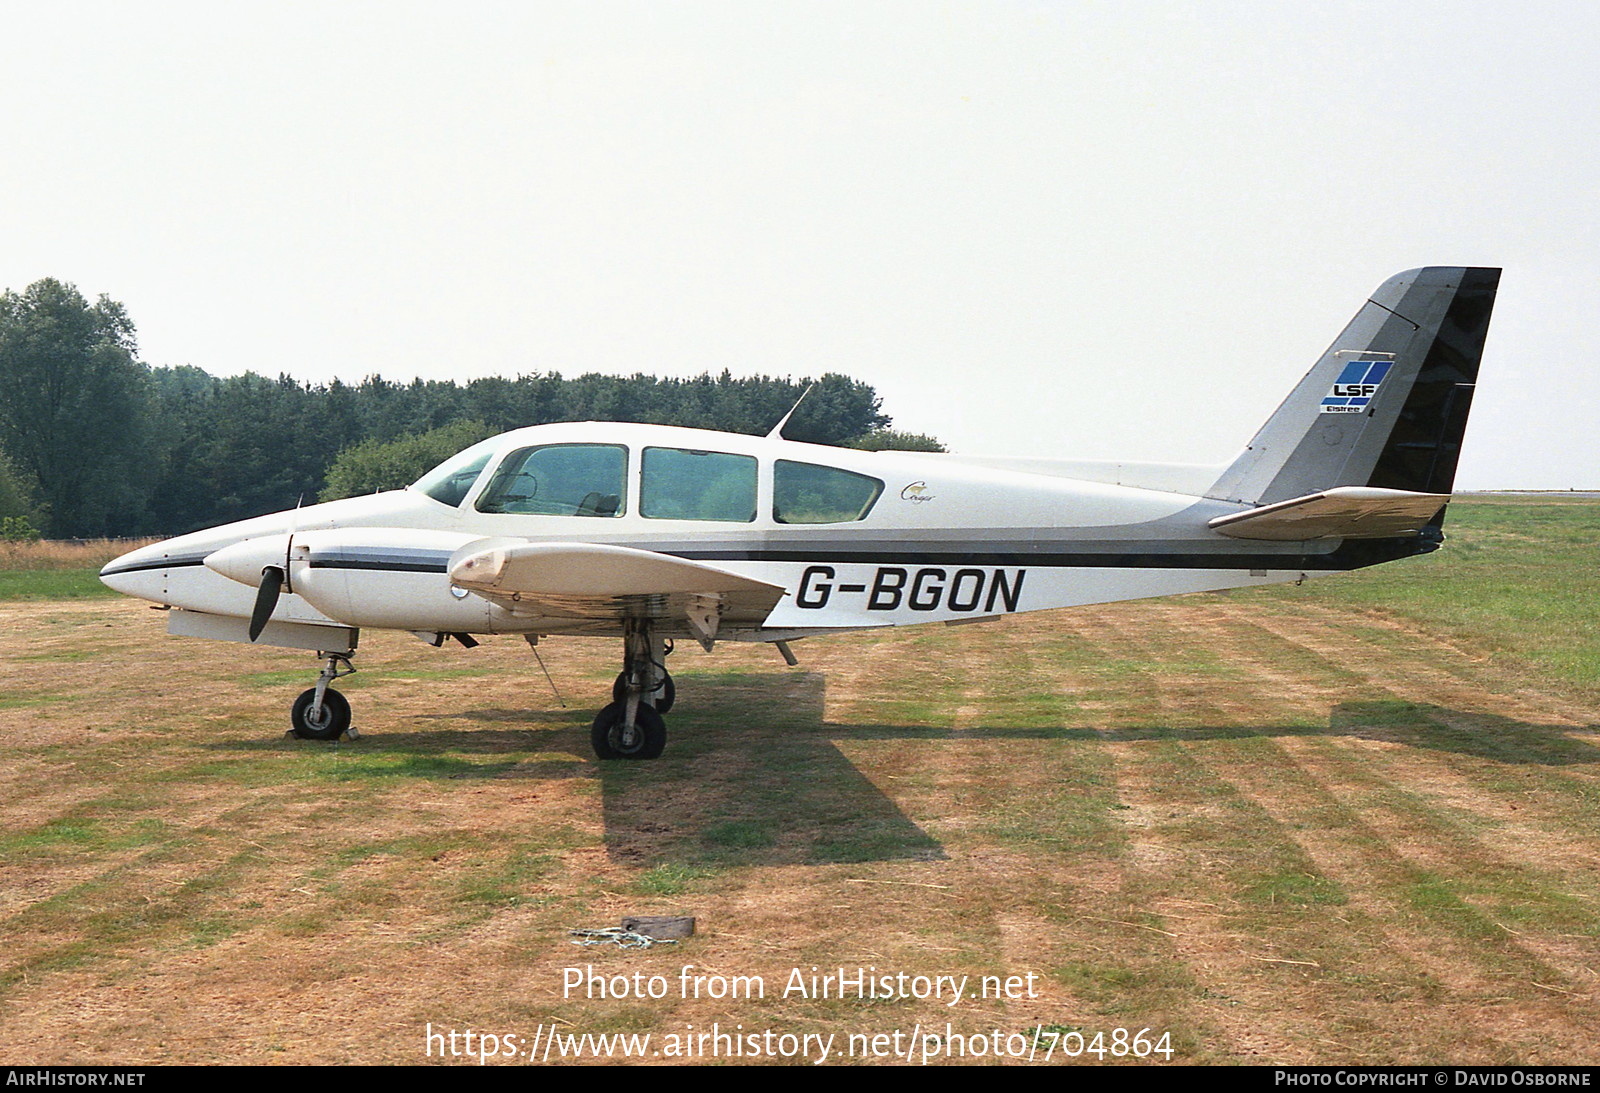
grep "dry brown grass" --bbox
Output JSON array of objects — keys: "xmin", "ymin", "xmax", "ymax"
[
  {"xmin": 1, "ymin": 593, "xmax": 1596, "ymax": 1066},
  {"xmin": 0, "ymin": 538, "xmax": 161, "ymax": 571}
]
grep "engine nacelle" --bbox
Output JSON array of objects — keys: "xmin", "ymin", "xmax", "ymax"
[{"xmin": 208, "ymin": 528, "xmax": 525, "ymax": 632}]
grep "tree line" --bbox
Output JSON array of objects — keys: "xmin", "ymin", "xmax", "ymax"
[{"xmin": 0, "ymin": 279, "xmax": 941, "ymax": 539}]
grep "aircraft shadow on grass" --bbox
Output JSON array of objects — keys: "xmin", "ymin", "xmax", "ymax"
[
  {"xmin": 830, "ymin": 699, "xmax": 1600, "ymax": 767},
  {"xmin": 321, "ymin": 671, "xmax": 948, "ymax": 867},
  {"xmin": 372, "ymin": 678, "xmax": 1600, "ymax": 871},
  {"xmin": 207, "ymin": 675, "xmax": 1592, "ymax": 866}
]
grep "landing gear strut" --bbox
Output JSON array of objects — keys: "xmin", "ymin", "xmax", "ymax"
[
  {"xmin": 592, "ymin": 620, "xmax": 670, "ymax": 760},
  {"xmin": 290, "ymin": 652, "xmax": 356, "ymax": 740},
  {"xmin": 611, "ymin": 636, "xmax": 674, "ymax": 713}
]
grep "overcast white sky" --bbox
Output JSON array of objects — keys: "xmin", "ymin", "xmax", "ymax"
[{"xmin": 1, "ymin": 1, "xmax": 1594, "ymax": 488}]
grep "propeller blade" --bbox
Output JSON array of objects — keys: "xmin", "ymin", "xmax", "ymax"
[{"xmin": 249, "ymin": 565, "xmax": 285, "ymax": 641}]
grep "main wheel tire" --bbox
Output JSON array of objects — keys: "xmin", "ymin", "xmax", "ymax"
[
  {"xmin": 612, "ymin": 670, "xmax": 675, "ymax": 714},
  {"xmin": 291, "ymin": 687, "xmax": 351, "ymax": 741},
  {"xmin": 591, "ymin": 701, "xmax": 666, "ymax": 760}
]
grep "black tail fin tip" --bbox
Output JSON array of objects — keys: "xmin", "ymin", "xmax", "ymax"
[
  {"xmin": 1208, "ymin": 267, "xmax": 1501, "ymax": 508},
  {"xmin": 1364, "ymin": 266, "xmax": 1499, "ymax": 497}
]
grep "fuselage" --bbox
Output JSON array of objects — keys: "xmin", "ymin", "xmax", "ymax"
[{"xmin": 100, "ymin": 420, "xmax": 1418, "ymax": 645}]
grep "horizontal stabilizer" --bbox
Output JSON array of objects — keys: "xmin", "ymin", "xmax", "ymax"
[{"xmin": 1208, "ymin": 487, "xmax": 1450, "ymax": 541}]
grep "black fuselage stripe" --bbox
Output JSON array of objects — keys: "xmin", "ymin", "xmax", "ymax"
[
  {"xmin": 107, "ymin": 543, "xmax": 1424, "ymax": 577},
  {"xmin": 667, "ymin": 549, "xmax": 1377, "ymax": 571},
  {"xmin": 100, "ymin": 557, "xmax": 208, "ymax": 576},
  {"xmin": 317, "ymin": 554, "xmax": 1321, "ymax": 572},
  {"xmin": 308, "ymin": 559, "xmax": 450, "ymax": 573}
]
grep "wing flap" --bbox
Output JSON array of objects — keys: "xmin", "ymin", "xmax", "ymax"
[
  {"xmin": 1208, "ymin": 487, "xmax": 1450, "ymax": 541},
  {"xmin": 449, "ymin": 542, "xmax": 786, "ymax": 635}
]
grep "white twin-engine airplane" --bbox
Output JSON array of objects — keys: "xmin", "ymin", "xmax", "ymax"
[{"xmin": 102, "ymin": 267, "xmax": 1499, "ymax": 760}]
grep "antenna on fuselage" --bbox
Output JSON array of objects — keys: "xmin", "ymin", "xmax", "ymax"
[{"xmin": 766, "ymin": 383, "xmax": 815, "ymax": 440}]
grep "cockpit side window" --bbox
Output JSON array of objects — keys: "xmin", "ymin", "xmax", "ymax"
[
  {"xmin": 475, "ymin": 444, "xmax": 627, "ymax": 517},
  {"xmin": 411, "ymin": 440, "xmax": 498, "ymax": 508},
  {"xmin": 640, "ymin": 447, "xmax": 757, "ymax": 522},
  {"xmin": 773, "ymin": 460, "xmax": 884, "ymax": 523}
]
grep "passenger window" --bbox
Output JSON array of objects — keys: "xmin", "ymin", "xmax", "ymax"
[
  {"xmin": 773, "ymin": 460, "xmax": 884, "ymax": 523},
  {"xmin": 641, "ymin": 447, "xmax": 757, "ymax": 522},
  {"xmin": 475, "ymin": 444, "xmax": 626, "ymax": 517}
]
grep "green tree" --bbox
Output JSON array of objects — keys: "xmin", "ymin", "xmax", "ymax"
[
  {"xmin": 0, "ymin": 446, "xmax": 41, "ymax": 535},
  {"xmin": 321, "ymin": 419, "xmax": 494, "ymax": 501},
  {"xmin": 766, "ymin": 373, "xmax": 891, "ymax": 444},
  {"xmin": 0, "ymin": 279, "xmax": 152, "ymax": 536},
  {"xmin": 844, "ymin": 429, "xmax": 947, "ymax": 452}
]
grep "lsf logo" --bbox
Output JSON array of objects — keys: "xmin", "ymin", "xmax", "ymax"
[{"xmin": 1320, "ymin": 359, "xmax": 1394, "ymax": 414}]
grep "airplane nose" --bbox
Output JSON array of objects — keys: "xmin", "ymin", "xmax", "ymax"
[
  {"xmin": 99, "ymin": 540, "xmax": 184, "ymax": 600},
  {"xmin": 203, "ymin": 535, "xmax": 292, "ymax": 587}
]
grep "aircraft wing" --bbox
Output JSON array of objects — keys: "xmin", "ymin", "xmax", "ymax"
[
  {"xmin": 449, "ymin": 541, "xmax": 787, "ymax": 648},
  {"xmin": 1208, "ymin": 486, "xmax": 1450, "ymax": 541}
]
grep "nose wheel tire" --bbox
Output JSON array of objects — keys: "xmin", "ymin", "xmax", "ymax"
[
  {"xmin": 591, "ymin": 701, "xmax": 666, "ymax": 760},
  {"xmin": 291, "ymin": 688, "xmax": 351, "ymax": 741},
  {"xmin": 612, "ymin": 670, "xmax": 675, "ymax": 714}
]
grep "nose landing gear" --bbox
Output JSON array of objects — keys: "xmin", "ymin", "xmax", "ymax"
[{"xmin": 290, "ymin": 652, "xmax": 356, "ymax": 740}]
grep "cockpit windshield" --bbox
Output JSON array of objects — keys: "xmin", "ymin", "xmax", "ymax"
[
  {"xmin": 410, "ymin": 438, "xmax": 500, "ymax": 507},
  {"xmin": 476, "ymin": 444, "xmax": 627, "ymax": 517}
]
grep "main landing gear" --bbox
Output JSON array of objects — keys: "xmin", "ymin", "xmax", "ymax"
[
  {"xmin": 281, "ymin": 630, "xmax": 678, "ymax": 759},
  {"xmin": 289, "ymin": 652, "xmax": 356, "ymax": 740},
  {"xmin": 592, "ymin": 621, "xmax": 673, "ymax": 761}
]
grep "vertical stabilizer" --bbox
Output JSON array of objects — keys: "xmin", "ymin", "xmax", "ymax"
[{"xmin": 1207, "ymin": 267, "xmax": 1500, "ymax": 508}]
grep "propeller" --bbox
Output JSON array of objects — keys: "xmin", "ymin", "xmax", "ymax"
[
  {"xmin": 248, "ymin": 565, "xmax": 285, "ymax": 641},
  {"xmin": 248, "ymin": 496, "xmax": 300, "ymax": 642}
]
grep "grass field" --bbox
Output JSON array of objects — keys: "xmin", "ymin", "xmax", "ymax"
[
  {"xmin": 0, "ymin": 539, "xmax": 158, "ymax": 602},
  {"xmin": 0, "ymin": 500, "xmax": 1595, "ymax": 1065}
]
